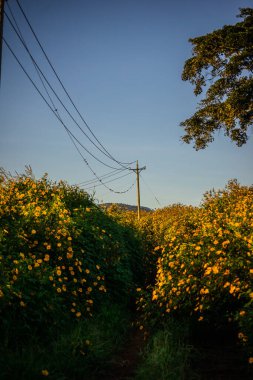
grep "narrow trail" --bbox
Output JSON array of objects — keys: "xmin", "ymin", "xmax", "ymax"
[
  {"xmin": 91, "ymin": 323, "xmax": 253, "ymax": 380},
  {"xmin": 94, "ymin": 327, "xmax": 145, "ymax": 380}
]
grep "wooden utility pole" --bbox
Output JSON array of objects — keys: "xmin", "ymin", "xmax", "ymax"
[
  {"xmin": 134, "ymin": 160, "xmax": 146, "ymax": 220},
  {"xmin": 0, "ymin": 0, "xmax": 5, "ymax": 85}
]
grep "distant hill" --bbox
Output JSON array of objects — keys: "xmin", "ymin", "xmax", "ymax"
[{"xmin": 100, "ymin": 203, "xmax": 153, "ymax": 212}]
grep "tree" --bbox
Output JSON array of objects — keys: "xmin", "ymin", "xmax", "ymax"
[{"xmin": 180, "ymin": 8, "xmax": 253, "ymax": 150}]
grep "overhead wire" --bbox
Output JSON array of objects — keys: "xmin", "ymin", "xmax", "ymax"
[
  {"xmin": 15, "ymin": 0, "xmax": 136, "ymax": 168},
  {"xmin": 5, "ymin": 2, "xmax": 59, "ymax": 121},
  {"xmin": 81, "ymin": 171, "xmax": 134, "ymax": 191},
  {"xmin": 3, "ymin": 37, "xmax": 122, "ymax": 188},
  {"xmin": 4, "ymin": 3, "xmax": 138, "ymax": 195},
  {"xmin": 4, "ymin": 8, "xmax": 126, "ymax": 171},
  {"xmin": 140, "ymin": 173, "xmax": 161, "ymax": 207},
  {"xmin": 4, "ymin": 37, "xmax": 134, "ymax": 194},
  {"xmin": 76, "ymin": 168, "xmax": 127, "ymax": 186},
  {"xmin": 65, "ymin": 123, "xmax": 135, "ymax": 194}
]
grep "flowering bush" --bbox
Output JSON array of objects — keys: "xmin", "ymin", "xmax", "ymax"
[
  {"xmin": 0, "ymin": 170, "xmax": 145, "ymax": 346},
  {"xmin": 136, "ymin": 181, "xmax": 253, "ymax": 360}
]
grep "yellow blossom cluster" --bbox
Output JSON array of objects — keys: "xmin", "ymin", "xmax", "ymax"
[
  {"xmin": 135, "ymin": 180, "xmax": 253, "ymax": 360},
  {"xmin": 0, "ymin": 173, "xmax": 109, "ymax": 331}
]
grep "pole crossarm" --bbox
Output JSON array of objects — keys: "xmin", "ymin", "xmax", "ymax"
[{"xmin": 129, "ymin": 166, "xmax": 146, "ymax": 173}]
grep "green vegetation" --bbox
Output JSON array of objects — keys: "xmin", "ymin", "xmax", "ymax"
[
  {"xmin": 0, "ymin": 169, "xmax": 253, "ymax": 379},
  {"xmin": 135, "ymin": 319, "xmax": 193, "ymax": 380},
  {"xmin": 181, "ymin": 7, "xmax": 253, "ymax": 150},
  {"xmin": 0, "ymin": 169, "xmax": 144, "ymax": 379}
]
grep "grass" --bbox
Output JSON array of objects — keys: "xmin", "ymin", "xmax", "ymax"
[
  {"xmin": 135, "ymin": 318, "xmax": 196, "ymax": 380},
  {"xmin": 0, "ymin": 302, "xmax": 132, "ymax": 380}
]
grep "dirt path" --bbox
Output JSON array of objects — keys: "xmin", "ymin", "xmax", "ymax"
[
  {"xmin": 91, "ymin": 323, "xmax": 253, "ymax": 380},
  {"xmin": 95, "ymin": 327, "xmax": 145, "ymax": 380}
]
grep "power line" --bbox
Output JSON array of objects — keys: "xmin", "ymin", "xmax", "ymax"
[
  {"xmin": 5, "ymin": 1, "xmax": 60, "ymax": 121},
  {"xmin": 82, "ymin": 171, "xmax": 134, "ymax": 191},
  {"xmin": 76, "ymin": 168, "xmax": 127, "ymax": 186},
  {"xmin": 65, "ymin": 121, "xmax": 135, "ymax": 194},
  {"xmin": 3, "ymin": 3, "xmax": 139, "ymax": 196},
  {"xmin": 4, "ymin": 8, "xmax": 127, "ymax": 171},
  {"xmin": 15, "ymin": 0, "xmax": 135, "ymax": 168},
  {"xmin": 140, "ymin": 173, "xmax": 161, "ymax": 207},
  {"xmin": 3, "ymin": 36, "xmax": 128, "ymax": 191}
]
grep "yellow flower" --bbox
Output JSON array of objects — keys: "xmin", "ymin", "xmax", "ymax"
[
  {"xmin": 238, "ymin": 332, "xmax": 248, "ymax": 342},
  {"xmin": 41, "ymin": 369, "xmax": 49, "ymax": 376},
  {"xmin": 20, "ymin": 301, "xmax": 26, "ymax": 307},
  {"xmin": 200, "ymin": 288, "xmax": 209, "ymax": 295},
  {"xmin": 76, "ymin": 311, "xmax": 81, "ymax": 317},
  {"xmin": 249, "ymin": 357, "xmax": 253, "ymax": 364},
  {"xmin": 31, "ymin": 229, "xmax": 36, "ymax": 234},
  {"xmin": 152, "ymin": 292, "xmax": 158, "ymax": 301}
]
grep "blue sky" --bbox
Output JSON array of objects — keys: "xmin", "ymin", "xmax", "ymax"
[{"xmin": 0, "ymin": 0, "xmax": 252, "ymax": 209}]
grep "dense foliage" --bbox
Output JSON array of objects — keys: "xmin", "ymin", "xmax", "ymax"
[
  {"xmin": 136, "ymin": 180, "xmax": 253, "ymax": 363},
  {"xmin": 181, "ymin": 8, "xmax": 253, "ymax": 149},
  {"xmin": 0, "ymin": 170, "xmax": 145, "ymax": 378},
  {"xmin": 1, "ymin": 169, "xmax": 253, "ymax": 377}
]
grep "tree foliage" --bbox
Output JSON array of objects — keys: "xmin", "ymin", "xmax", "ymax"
[{"xmin": 181, "ymin": 8, "xmax": 253, "ymax": 150}]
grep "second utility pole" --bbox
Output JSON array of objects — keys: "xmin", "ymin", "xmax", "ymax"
[{"xmin": 135, "ymin": 160, "xmax": 146, "ymax": 220}]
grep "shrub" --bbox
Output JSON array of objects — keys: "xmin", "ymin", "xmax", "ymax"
[
  {"xmin": 0, "ymin": 170, "xmax": 145, "ymax": 348},
  {"xmin": 137, "ymin": 181, "xmax": 253, "ymax": 361}
]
